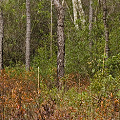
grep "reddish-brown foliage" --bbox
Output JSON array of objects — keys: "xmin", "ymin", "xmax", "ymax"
[{"xmin": 0, "ymin": 70, "xmax": 119, "ymax": 120}]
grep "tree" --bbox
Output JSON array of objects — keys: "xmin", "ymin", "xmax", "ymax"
[
  {"xmin": 77, "ymin": 0, "xmax": 85, "ymax": 27},
  {"xmin": 50, "ymin": 0, "xmax": 53, "ymax": 58},
  {"xmin": 0, "ymin": 3, "xmax": 3, "ymax": 70},
  {"xmin": 72, "ymin": 0, "xmax": 78, "ymax": 29},
  {"xmin": 72, "ymin": 0, "xmax": 85, "ymax": 29},
  {"xmin": 53, "ymin": 0, "xmax": 65, "ymax": 88},
  {"xmin": 26, "ymin": 0, "xmax": 31, "ymax": 70},
  {"xmin": 103, "ymin": 0, "xmax": 109, "ymax": 59},
  {"xmin": 89, "ymin": 0, "xmax": 93, "ymax": 50}
]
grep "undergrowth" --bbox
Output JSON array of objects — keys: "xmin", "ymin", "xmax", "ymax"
[{"xmin": 0, "ymin": 68, "xmax": 119, "ymax": 120}]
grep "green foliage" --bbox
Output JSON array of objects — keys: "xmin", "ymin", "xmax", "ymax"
[
  {"xmin": 91, "ymin": 71, "xmax": 120, "ymax": 97},
  {"xmin": 0, "ymin": 0, "xmax": 120, "ymax": 119},
  {"xmin": 3, "ymin": 0, "xmax": 54, "ymax": 67},
  {"xmin": 3, "ymin": 0, "xmax": 26, "ymax": 66},
  {"xmin": 63, "ymin": 88, "xmax": 89, "ymax": 107},
  {"xmin": 2, "ymin": 0, "xmax": 120, "ymax": 79},
  {"xmin": 32, "ymin": 47, "xmax": 57, "ymax": 78},
  {"xmin": 65, "ymin": 26, "xmax": 90, "ymax": 75},
  {"xmin": 105, "ymin": 53, "xmax": 120, "ymax": 76}
]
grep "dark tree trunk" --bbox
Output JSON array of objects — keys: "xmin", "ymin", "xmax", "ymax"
[
  {"xmin": 103, "ymin": 0, "xmax": 109, "ymax": 59},
  {"xmin": 0, "ymin": 7, "xmax": 3, "ymax": 70},
  {"xmin": 53, "ymin": 0, "xmax": 65, "ymax": 88},
  {"xmin": 26, "ymin": 0, "xmax": 31, "ymax": 70}
]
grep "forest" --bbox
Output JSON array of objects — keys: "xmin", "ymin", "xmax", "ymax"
[{"xmin": 0, "ymin": 0, "xmax": 120, "ymax": 119}]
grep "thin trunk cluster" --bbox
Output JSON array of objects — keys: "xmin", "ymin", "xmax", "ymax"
[
  {"xmin": 0, "ymin": 8, "xmax": 3, "ymax": 70},
  {"xmin": 26, "ymin": 0, "xmax": 31, "ymax": 71},
  {"xmin": 77, "ymin": 0, "xmax": 85, "ymax": 26},
  {"xmin": 72, "ymin": 0, "xmax": 85, "ymax": 29}
]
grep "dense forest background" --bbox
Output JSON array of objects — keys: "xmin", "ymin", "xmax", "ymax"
[
  {"xmin": 1, "ymin": 0, "xmax": 120, "ymax": 76},
  {"xmin": 0, "ymin": 0, "xmax": 120, "ymax": 119}
]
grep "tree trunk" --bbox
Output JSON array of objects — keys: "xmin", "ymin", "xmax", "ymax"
[
  {"xmin": 50, "ymin": 0, "xmax": 53, "ymax": 58},
  {"xmin": 72, "ymin": 0, "xmax": 78, "ymax": 29},
  {"xmin": 103, "ymin": 0, "xmax": 109, "ymax": 59},
  {"xmin": 77, "ymin": 0, "xmax": 85, "ymax": 27},
  {"xmin": 0, "ymin": 7, "xmax": 3, "ymax": 70},
  {"xmin": 26, "ymin": 0, "xmax": 31, "ymax": 70},
  {"xmin": 89, "ymin": 0, "xmax": 93, "ymax": 50},
  {"xmin": 53, "ymin": 0, "xmax": 65, "ymax": 88}
]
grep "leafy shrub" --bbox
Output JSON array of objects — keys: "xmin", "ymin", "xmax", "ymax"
[{"xmin": 105, "ymin": 53, "xmax": 120, "ymax": 76}]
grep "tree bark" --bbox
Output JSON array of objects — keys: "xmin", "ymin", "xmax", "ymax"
[
  {"xmin": 53, "ymin": 0, "xmax": 65, "ymax": 88},
  {"xmin": 103, "ymin": 0, "xmax": 109, "ymax": 59},
  {"xmin": 26, "ymin": 0, "xmax": 31, "ymax": 70},
  {"xmin": 77, "ymin": 0, "xmax": 85, "ymax": 27},
  {"xmin": 50, "ymin": 0, "xmax": 53, "ymax": 58},
  {"xmin": 72, "ymin": 0, "xmax": 78, "ymax": 29},
  {"xmin": 89, "ymin": 0, "xmax": 93, "ymax": 50},
  {"xmin": 0, "ymin": 6, "xmax": 3, "ymax": 70},
  {"xmin": 72, "ymin": 0, "xmax": 85, "ymax": 29}
]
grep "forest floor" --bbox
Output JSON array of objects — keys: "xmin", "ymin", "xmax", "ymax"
[{"xmin": 0, "ymin": 69, "xmax": 119, "ymax": 120}]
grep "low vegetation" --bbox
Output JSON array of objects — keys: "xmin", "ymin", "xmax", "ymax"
[{"xmin": 0, "ymin": 67, "xmax": 119, "ymax": 120}]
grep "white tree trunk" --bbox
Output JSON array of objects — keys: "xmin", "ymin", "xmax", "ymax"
[
  {"xmin": 103, "ymin": 0, "xmax": 109, "ymax": 59},
  {"xmin": 26, "ymin": 0, "xmax": 31, "ymax": 70},
  {"xmin": 72, "ymin": 0, "xmax": 85, "ymax": 29},
  {"xmin": 89, "ymin": 0, "xmax": 93, "ymax": 50},
  {"xmin": 72, "ymin": 0, "xmax": 78, "ymax": 29},
  {"xmin": 50, "ymin": 0, "xmax": 52, "ymax": 58},
  {"xmin": 77, "ymin": 0, "xmax": 85, "ymax": 27},
  {"xmin": 0, "ymin": 8, "xmax": 3, "ymax": 70}
]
